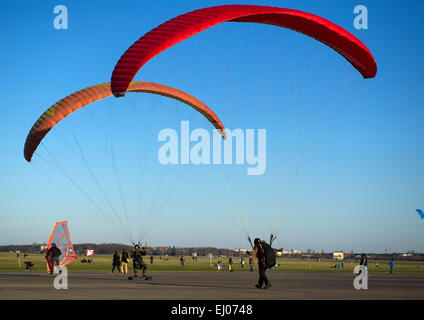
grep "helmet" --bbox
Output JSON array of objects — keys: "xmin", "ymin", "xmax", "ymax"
[
  {"xmin": 51, "ymin": 243, "xmax": 56, "ymax": 246},
  {"xmin": 254, "ymin": 238, "xmax": 261, "ymax": 245}
]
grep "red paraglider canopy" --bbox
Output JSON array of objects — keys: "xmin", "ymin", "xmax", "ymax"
[{"xmin": 111, "ymin": 4, "xmax": 377, "ymax": 97}]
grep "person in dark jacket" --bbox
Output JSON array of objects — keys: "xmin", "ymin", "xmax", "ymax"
[
  {"xmin": 25, "ymin": 261, "xmax": 34, "ymax": 271},
  {"xmin": 131, "ymin": 245, "xmax": 150, "ymax": 279},
  {"xmin": 110, "ymin": 250, "xmax": 121, "ymax": 274},
  {"xmin": 250, "ymin": 238, "xmax": 271, "ymax": 289},
  {"xmin": 359, "ymin": 253, "xmax": 368, "ymax": 276},
  {"xmin": 45, "ymin": 243, "xmax": 62, "ymax": 275}
]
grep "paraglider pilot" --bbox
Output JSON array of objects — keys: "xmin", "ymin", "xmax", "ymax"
[
  {"xmin": 131, "ymin": 244, "xmax": 150, "ymax": 280},
  {"xmin": 250, "ymin": 238, "xmax": 271, "ymax": 289}
]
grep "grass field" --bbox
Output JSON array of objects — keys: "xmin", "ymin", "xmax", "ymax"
[{"xmin": 1, "ymin": 253, "xmax": 424, "ymax": 274}]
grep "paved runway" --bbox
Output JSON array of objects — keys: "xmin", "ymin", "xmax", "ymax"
[{"xmin": 1, "ymin": 271, "xmax": 423, "ymax": 300}]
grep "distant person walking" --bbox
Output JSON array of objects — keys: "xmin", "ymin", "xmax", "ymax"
[
  {"xmin": 121, "ymin": 249, "xmax": 129, "ymax": 274},
  {"xmin": 251, "ymin": 238, "xmax": 271, "ymax": 289},
  {"xmin": 110, "ymin": 250, "xmax": 121, "ymax": 274},
  {"xmin": 359, "ymin": 254, "xmax": 368, "ymax": 276},
  {"xmin": 249, "ymin": 255, "xmax": 254, "ymax": 272},
  {"xmin": 180, "ymin": 256, "xmax": 185, "ymax": 266},
  {"xmin": 228, "ymin": 257, "xmax": 233, "ymax": 272},
  {"xmin": 388, "ymin": 258, "xmax": 395, "ymax": 274},
  {"xmin": 150, "ymin": 255, "xmax": 154, "ymax": 264}
]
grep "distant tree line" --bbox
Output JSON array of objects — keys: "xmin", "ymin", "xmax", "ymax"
[
  {"xmin": 0, "ymin": 243, "xmax": 243, "ymax": 257},
  {"xmin": 1, "ymin": 244, "xmax": 423, "ymax": 261}
]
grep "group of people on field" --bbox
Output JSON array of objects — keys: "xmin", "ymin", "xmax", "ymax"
[
  {"xmin": 358, "ymin": 253, "xmax": 395, "ymax": 275},
  {"xmin": 110, "ymin": 245, "xmax": 151, "ymax": 280},
  {"xmin": 44, "ymin": 238, "xmax": 399, "ymax": 289},
  {"xmin": 108, "ymin": 238, "xmax": 272, "ymax": 288}
]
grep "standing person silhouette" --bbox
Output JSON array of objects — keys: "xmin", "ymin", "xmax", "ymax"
[
  {"xmin": 45, "ymin": 243, "xmax": 61, "ymax": 275},
  {"xmin": 388, "ymin": 258, "xmax": 395, "ymax": 274},
  {"xmin": 109, "ymin": 250, "xmax": 121, "ymax": 274},
  {"xmin": 121, "ymin": 249, "xmax": 129, "ymax": 274},
  {"xmin": 251, "ymin": 238, "xmax": 271, "ymax": 289},
  {"xmin": 130, "ymin": 245, "xmax": 151, "ymax": 280}
]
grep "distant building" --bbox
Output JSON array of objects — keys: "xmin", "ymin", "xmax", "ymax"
[
  {"xmin": 281, "ymin": 249, "xmax": 302, "ymax": 255},
  {"xmin": 333, "ymin": 251, "xmax": 344, "ymax": 260}
]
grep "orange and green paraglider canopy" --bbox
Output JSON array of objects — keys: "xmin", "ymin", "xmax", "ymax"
[{"xmin": 24, "ymin": 81, "xmax": 226, "ymax": 162}]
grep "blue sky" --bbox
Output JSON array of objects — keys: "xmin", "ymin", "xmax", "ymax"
[{"xmin": 0, "ymin": 0, "xmax": 423, "ymax": 253}]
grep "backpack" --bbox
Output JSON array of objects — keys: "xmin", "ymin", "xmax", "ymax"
[{"xmin": 261, "ymin": 242, "xmax": 276, "ymax": 269}]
